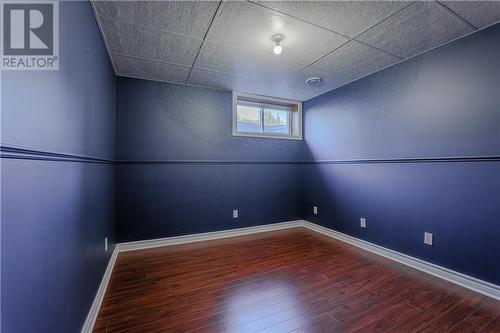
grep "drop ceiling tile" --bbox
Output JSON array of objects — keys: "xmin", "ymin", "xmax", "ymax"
[
  {"xmin": 194, "ymin": 42, "xmax": 303, "ymax": 79},
  {"xmin": 313, "ymin": 41, "xmax": 400, "ymax": 81},
  {"xmin": 100, "ymin": 19, "xmax": 201, "ymax": 66},
  {"xmin": 187, "ymin": 68, "xmax": 289, "ymax": 99},
  {"xmin": 255, "ymin": 0, "xmax": 408, "ymax": 37},
  {"xmin": 356, "ymin": 1, "xmax": 474, "ymax": 59},
  {"xmin": 187, "ymin": 68, "xmax": 250, "ymax": 91},
  {"xmin": 443, "ymin": 1, "xmax": 500, "ymax": 28},
  {"xmin": 114, "ymin": 55, "xmax": 190, "ymax": 83},
  {"xmin": 206, "ymin": 1, "xmax": 348, "ymax": 65},
  {"xmin": 188, "ymin": 68, "xmax": 315, "ymax": 101},
  {"xmin": 93, "ymin": 0, "xmax": 219, "ymax": 39}
]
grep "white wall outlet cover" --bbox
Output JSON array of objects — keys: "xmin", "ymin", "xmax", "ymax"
[
  {"xmin": 313, "ymin": 206, "xmax": 318, "ymax": 215},
  {"xmin": 424, "ymin": 232, "xmax": 433, "ymax": 245},
  {"xmin": 360, "ymin": 218, "xmax": 367, "ymax": 228},
  {"xmin": 233, "ymin": 209, "xmax": 239, "ymax": 218},
  {"xmin": 105, "ymin": 237, "xmax": 108, "ymax": 252}
]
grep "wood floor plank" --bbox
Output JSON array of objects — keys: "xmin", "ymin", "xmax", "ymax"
[
  {"xmin": 464, "ymin": 298, "xmax": 500, "ymax": 330},
  {"xmin": 481, "ymin": 316, "xmax": 500, "ymax": 333},
  {"xmin": 93, "ymin": 227, "xmax": 500, "ymax": 332},
  {"xmin": 350, "ymin": 302, "xmax": 420, "ymax": 333},
  {"xmin": 291, "ymin": 314, "xmax": 342, "ymax": 333},
  {"xmin": 449, "ymin": 320, "xmax": 481, "ymax": 333}
]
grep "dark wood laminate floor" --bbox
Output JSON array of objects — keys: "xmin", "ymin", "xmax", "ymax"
[{"xmin": 94, "ymin": 228, "xmax": 500, "ymax": 333}]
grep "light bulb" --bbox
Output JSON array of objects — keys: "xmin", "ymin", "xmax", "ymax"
[
  {"xmin": 271, "ymin": 34, "xmax": 284, "ymax": 55},
  {"xmin": 273, "ymin": 43, "xmax": 282, "ymax": 55}
]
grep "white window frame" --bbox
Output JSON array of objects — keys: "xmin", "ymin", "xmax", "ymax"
[{"xmin": 232, "ymin": 92, "xmax": 302, "ymax": 140}]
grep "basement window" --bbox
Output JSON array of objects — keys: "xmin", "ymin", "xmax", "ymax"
[{"xmin": 232, "ymin": 92, "xmax": 302, "ymax": 140}]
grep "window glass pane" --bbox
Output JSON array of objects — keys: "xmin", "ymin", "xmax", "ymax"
[
  {"xmin": 263, "ymin": 108, "xmax": 289, "ymax": 134},
  {"xmin": 237, "ymin": 104, "xmax": 262, "ymax": 133}
]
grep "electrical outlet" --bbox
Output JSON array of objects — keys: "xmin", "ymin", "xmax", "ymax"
[
  {"xmin": 313, "ymin": 206, "xmax": 318, "ymax": 215},
  {"xmin": 424, "ymin": 232, "xmax": 433, "ymax": 245},
  {"xmin": 233, "ymin": 209, "xmax": 239, "ymax": 218},
  {"xmin": 360, "ymin": 218, "xmax": 367, "ymax": 228},
  {"xmin": 105, "ymin": 237, "xmax": 108, "ymax": 252}
]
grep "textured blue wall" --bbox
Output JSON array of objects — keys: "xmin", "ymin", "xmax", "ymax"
[
  {"xmin": 115, "ymin": 78, "xmax": 306, "ymax": 242},
  {"xmin": 303, "ymin": 23, "xmax": 500, "ymax": 285},
  {"xmin": 1, "ymin": 2, "xmax": 116, "ymax": 332}
]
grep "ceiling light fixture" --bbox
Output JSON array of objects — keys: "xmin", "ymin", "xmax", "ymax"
[
  {"xmin": 306, "ymin": 77, "xmax": 322, "ymax": 87},
  {"xmin": 272, "ymin": 34, "xmax": 284, "ymax": 55}
]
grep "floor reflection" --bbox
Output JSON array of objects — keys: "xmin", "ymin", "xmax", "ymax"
[{"xmin": 218, "ymin": 273, "xmax": 306, "ymax": 332}]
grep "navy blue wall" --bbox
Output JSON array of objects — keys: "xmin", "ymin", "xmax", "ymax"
[
  {"xmin": 303, "ymin": 24, "xmax": 500, "ymax": 285},
  {"xmin": 115, "ymin": 78, "xmax": 306, "ymax": 242},
  {"xmin": 1, "ymin": 2, "xmax": 116, "ymax": 332}
]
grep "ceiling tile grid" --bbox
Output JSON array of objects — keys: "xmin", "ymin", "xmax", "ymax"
[
  {"xmin": 439, "ymin": 1, "xmax": 500, "ymax": 29},
  {"xmin": 100, "ymin": 18, "xmax": 202, "ymax": 66},
  {"xmin": 93, "ymin": 0, "xmax": 220, "ymax": 39},
  {"xmin": 114, "ymin": 55, "xmax": 191, "ymax": 83},
  {"xmin": 194, "ymin": 41, "xmax": 303, "ymax": 80},
  {"xmin": 205, "ymin": 0, "xmax": 349, "ymax": 65},
  {"xmin": 92, "ymin": 0, "xmax": 500, "ymax": 101},
  {"xmin": 188, "ymin": 67, "xmax": 333, "ymax": 101},
  {"xmin": 312, "ymin": 40, "xmax": 400, "ymax": 79},
  {"xmin": 253, "ymin": 0, "xmax": 408, "ymax": 38},
  {"xmin": 356, "ymin": 1, "xmax": 475, "ymax": 59}
]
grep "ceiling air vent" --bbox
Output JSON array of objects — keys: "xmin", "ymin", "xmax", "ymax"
[{"xmin": 306, "ymin": 77, "xmax": 322, "ymax": 87}]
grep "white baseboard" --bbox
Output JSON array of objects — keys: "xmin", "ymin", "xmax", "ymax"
[
  {"xmin": 117, "ymin": 220, "xmax": 303, "ymax": 252},
  {"xmin": 301, "ymin": 220, "xmax": 500, "ymax": 301},
  {"xmin": 81, "ymin": 246, "xmax": 119, "ymax": 333},
  {"xmin": 82, "ymin": 219, "xmax": 500, "ymax": 332},
  {"xmin": 80, "ymin": 220, "xmax": 301, "ymax": 332}
]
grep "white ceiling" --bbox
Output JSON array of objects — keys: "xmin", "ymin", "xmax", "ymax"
[{"xmin": 92, "ymin": 0, "xmax": 500, "ymax": 101}]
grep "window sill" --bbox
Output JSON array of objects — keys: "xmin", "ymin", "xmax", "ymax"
[{"xmin": 232, "ymin": 132, "xmax": 303, "ymax": 141}]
